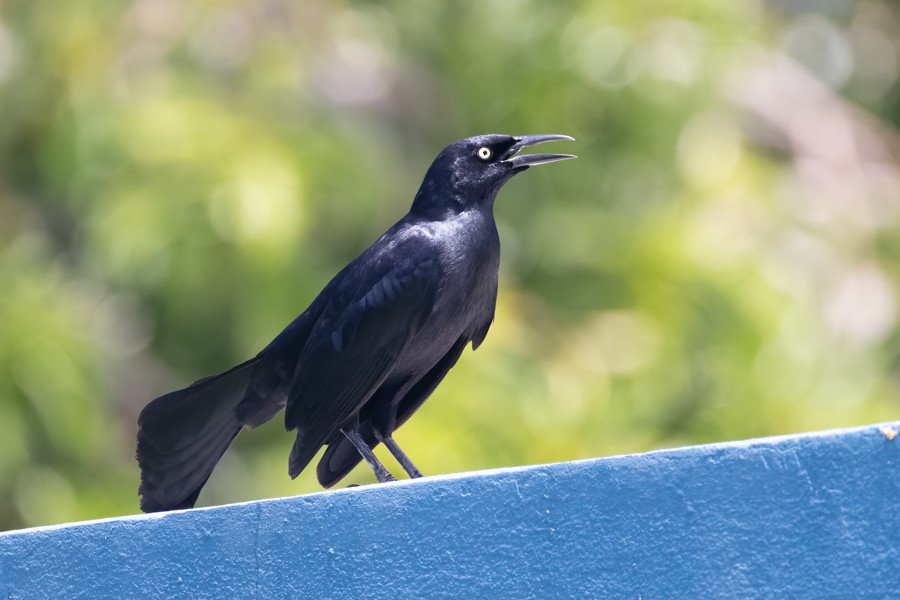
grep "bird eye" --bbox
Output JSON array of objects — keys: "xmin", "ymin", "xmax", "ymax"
[{"xmin": 477, "ymin": 147, "xmax": 492, "ymax": 161}]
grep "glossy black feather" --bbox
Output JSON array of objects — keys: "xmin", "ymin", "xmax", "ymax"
[
  {"xmin": 134, "ymin": 133, "xmax": 573, "ymax": 511},
  {"xmin": 316, "ymin": 335, "xmax": 470, "ymax": 487},
  {"xmin": 136, "ymin": 359, "xmax": 258, "ymax": 512}
]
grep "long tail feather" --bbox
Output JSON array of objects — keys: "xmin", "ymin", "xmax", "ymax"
[{"xmin": 136, "ymin": 359, "xmax": 259, "ymax": 512}]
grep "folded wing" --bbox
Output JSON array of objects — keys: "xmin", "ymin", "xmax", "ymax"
[{"xmin": 285, "ymin": 233, "xmax": 441, "ymax": 477}]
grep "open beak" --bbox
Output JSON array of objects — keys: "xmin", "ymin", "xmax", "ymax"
[{"xmin": 501, "ymin": 134, "xmax": 576, "ymax": 168}]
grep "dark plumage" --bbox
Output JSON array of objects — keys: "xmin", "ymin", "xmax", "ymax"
[{"xmin": 136, "ymin": 133, "xmax": 575, "ymax": 512}]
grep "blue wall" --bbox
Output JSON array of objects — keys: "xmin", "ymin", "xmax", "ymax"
[{"xmin": 2, "ymin": 422, "xmax": 899, "ymax": 598}]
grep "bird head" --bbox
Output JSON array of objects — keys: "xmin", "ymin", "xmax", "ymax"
[{"xmin": 411, "ymin": 134, "xmax": 575, "ymax": 217}]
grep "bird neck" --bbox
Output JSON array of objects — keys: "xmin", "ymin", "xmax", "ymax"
[{"xmin": 409, "ymin": 178, "xmax": 498, "ymax": 221}]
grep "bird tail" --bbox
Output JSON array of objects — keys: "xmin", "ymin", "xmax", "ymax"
[
  {"xmin": 315, "ymin": 425, "xmax": 374, "ymax": 488},
  {"xmin": 136, "ymin": 358, "xmax": 260, "ymax": 513}
]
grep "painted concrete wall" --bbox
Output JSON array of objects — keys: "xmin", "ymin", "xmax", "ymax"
[{"xmin": 1, "ymin": 422, "xmax": 898, "ymax": 598}]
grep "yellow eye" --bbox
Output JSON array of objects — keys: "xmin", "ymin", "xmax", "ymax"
[{"xmin": 477, "ymin": 147, "xmax": 492, "ymax": 160}]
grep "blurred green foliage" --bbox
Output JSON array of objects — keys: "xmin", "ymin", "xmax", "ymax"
[{"xmin": 1, "ymin": 0, "xmax": 899, "ymax": 530}]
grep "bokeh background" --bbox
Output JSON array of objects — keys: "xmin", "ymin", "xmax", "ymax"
[{"xmin": 1, "ymin": 0, "xmax": 899, "ymax": 531}]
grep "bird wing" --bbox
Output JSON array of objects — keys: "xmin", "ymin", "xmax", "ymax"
[
  {"xmin": 315, "ymin": 335, "xmax": 469, "ymax": 487},
  {"xmin": 285, "ymin": 231, "xmax": 441, "ymax": 477}
]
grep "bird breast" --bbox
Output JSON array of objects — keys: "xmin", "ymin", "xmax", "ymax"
[{"xmin": 402, "ymin": 210, "xmax": 500, "ymax": 366}]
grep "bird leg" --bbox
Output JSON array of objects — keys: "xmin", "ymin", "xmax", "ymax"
[
  {"xmin": 340, "ymin": 428, "xmax": 396, "ymax": 483},
  {"xmin": 375, "ymin": 432, "xmax": 423, "ymax": 479}
]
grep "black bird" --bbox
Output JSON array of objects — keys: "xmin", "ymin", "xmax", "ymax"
[{"xmin": 136, "ymin": 133, "xmax": 575, "ymax": 512}]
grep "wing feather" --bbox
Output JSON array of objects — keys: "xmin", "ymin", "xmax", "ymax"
[{"xmin": 283, "ymin": 232, "xmax": 441, "ymax": 477}]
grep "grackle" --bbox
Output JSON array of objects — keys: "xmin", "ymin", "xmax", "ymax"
[{"xmin": 136, "ymin": 134, "xmax": 575, "ymax": 512}]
